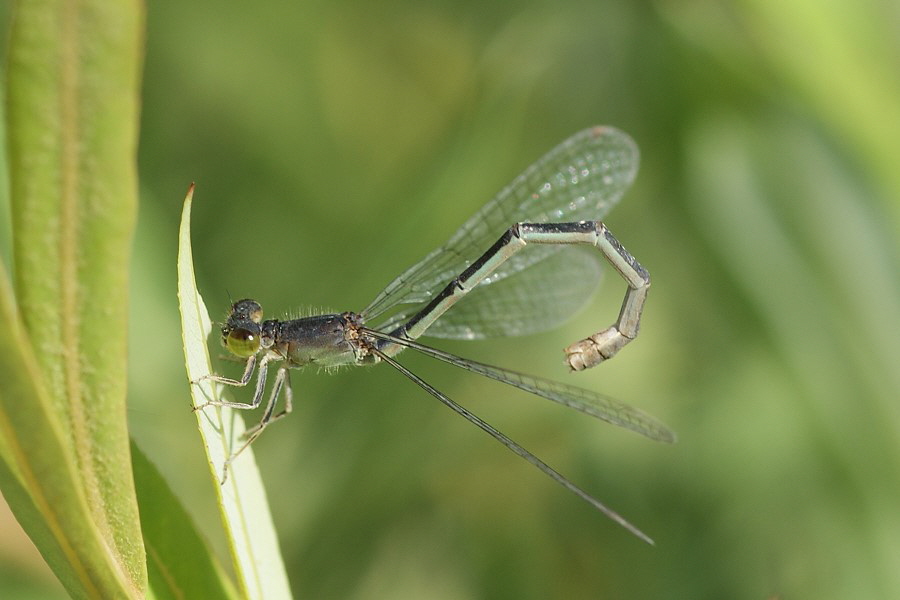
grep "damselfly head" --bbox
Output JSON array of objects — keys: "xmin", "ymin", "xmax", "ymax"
[
  {"xmin": 228, "ymin": 299, "xmax": 263, "ymax": 323},
  {"xmin": 221, "ymin": 299, "xmax": 264, "ymax": 357}
]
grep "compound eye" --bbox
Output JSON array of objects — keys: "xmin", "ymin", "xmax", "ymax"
[{"xmin": 225, "ymin": 327, "xmax": 260, "ymax": 358}]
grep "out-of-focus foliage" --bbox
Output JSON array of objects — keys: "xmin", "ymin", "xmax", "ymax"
[{"xmin": 3, "ymin": 0, "xmax": 898, "ymax": 597}]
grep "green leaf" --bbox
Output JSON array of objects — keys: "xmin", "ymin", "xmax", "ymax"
[
  {"xmin": 132, "ymin": 440, "xmax": 239, "ymax": 600},
  {"xmin": 177, "ymin": 185, "xmax": 293, "ymax": 600},
  {"xmin": 0, "ymin": 263, "xmax": 136, "ymax": 598},
  {"xmin": 0, "ymin": 0, "xmax": 146, "ymax": 597}
]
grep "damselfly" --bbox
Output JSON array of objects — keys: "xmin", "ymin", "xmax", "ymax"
[{"xmin": 193, "ymin": 126, "xmax": 675, "ymax": 544}]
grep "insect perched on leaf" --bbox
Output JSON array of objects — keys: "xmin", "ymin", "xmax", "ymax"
[{"xmin": 193, "ymin": 126, "xmax": 675, "ymax": 544}]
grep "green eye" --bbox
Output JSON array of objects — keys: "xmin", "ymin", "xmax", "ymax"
[{"xmin": 225, "ymin": 328, "xmax": 260, "ymax": 357}]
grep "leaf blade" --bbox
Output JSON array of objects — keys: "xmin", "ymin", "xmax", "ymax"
[
  {"xmin": 177, "ymin": 185, "xmax": 293, "ymax": 600},
  {"xmin": 2, "ymin": 0, "xmax": 146, "ymax": 596}
]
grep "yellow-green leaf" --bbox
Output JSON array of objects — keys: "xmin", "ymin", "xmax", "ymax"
[
  {"xmin": 178, "ymin": 185, "xmax": 293, "ymax": 600},
  {"xmin": 1, "ymin": 0, "xmax": 146, "ymax": 597}
]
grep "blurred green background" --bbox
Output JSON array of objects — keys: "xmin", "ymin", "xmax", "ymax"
[{"xmin": 3, "ymin": 0, "xmax": 900, "ymax": 598}]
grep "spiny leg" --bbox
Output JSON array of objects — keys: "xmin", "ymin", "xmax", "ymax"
[
  {"xmin": 191, "ymin": 353, "xmax": 292, "ymax": 483},
  {"xmin": 243, "ymin": 366, "xmax": 293, "ymax": 439},
  {"xmin": 219, "ymin": 365, "xmax": 293, "ymax": 482},
  {"xmin": 193, "ymin": 353, "xmax": 258, "ymax": 388},
  {"xmin": 191, "ymin": 354, "xmax": 268, "ymax": 412},
  {"xmin": 381, "ymin": 221, "xmax": 649, "ymax": 371}
]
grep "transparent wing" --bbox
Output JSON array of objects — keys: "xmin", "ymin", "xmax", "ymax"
[
  {"xmin": 363, "ymin": 328, "xmax": 676, "ymax": 444},
  {"xmin": 377, "ymin": 247, "xmax": 604, "ymax": 339},
  {"xmin": 362, "ymin": 127, "xmax": 639, "ymax": 331}
]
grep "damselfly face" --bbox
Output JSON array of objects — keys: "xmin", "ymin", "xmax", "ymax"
[{"xmin": 221, "ymin": 299, "xmax": 264, "ymax": 358}]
